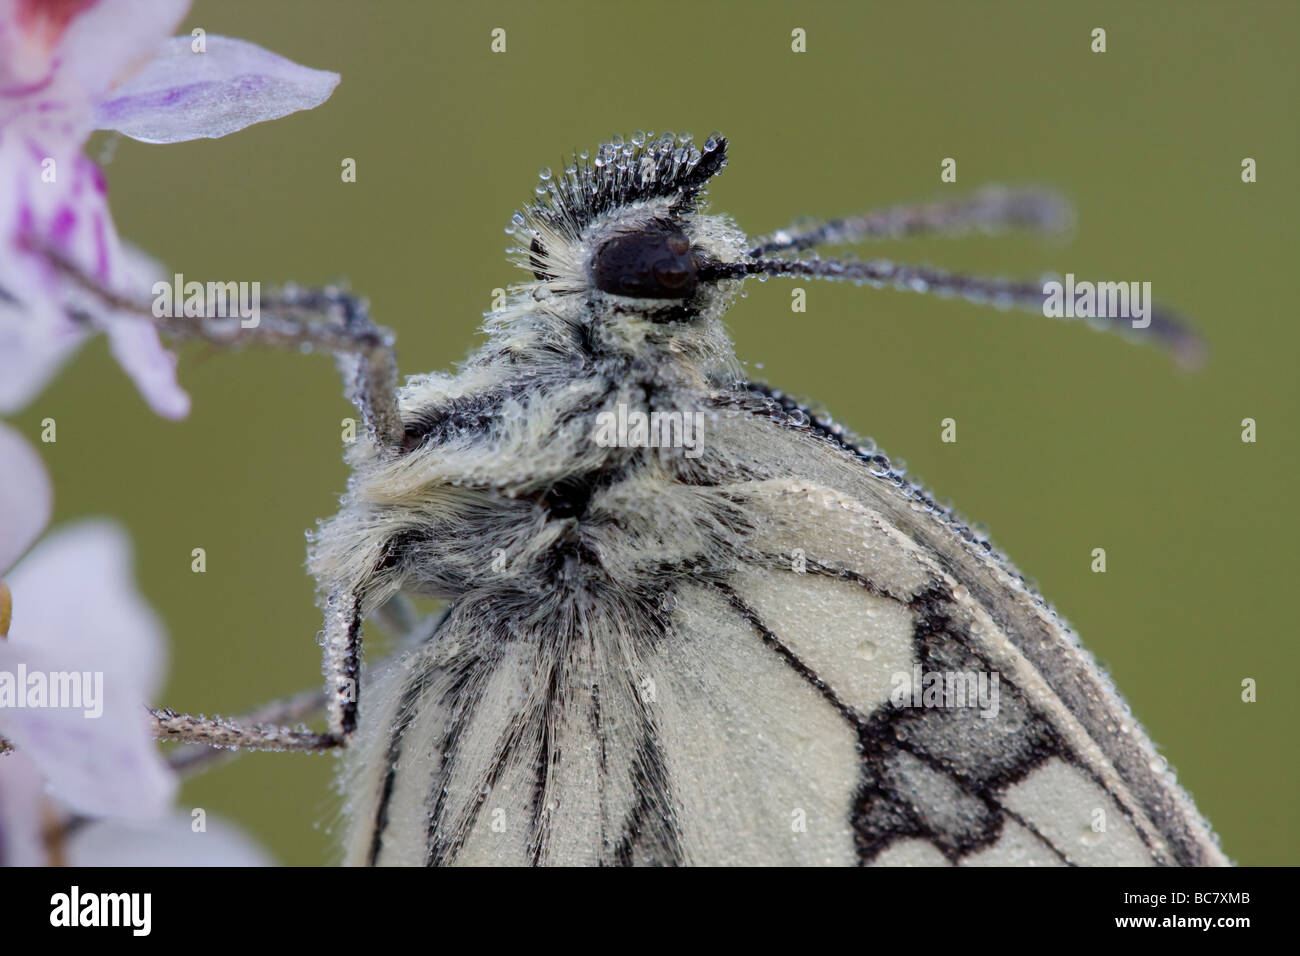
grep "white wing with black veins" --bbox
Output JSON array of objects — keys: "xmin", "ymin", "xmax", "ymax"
[{"xmin": 342, "ymin": 385, "xmax": 1226, "ymax": 867}]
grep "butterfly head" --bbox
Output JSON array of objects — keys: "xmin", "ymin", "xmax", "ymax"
[
  {"xmin": 507, "ymin": 132, "xmax": 753, "ymax": 330},
  {"xmin": 497, "ymin": 131, "xmax": 1202, "ymax": 371}
]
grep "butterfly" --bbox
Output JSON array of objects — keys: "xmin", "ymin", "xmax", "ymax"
[{"xmin": 151, "ymin": 131, "xmax": 1226, "ymax": 866}]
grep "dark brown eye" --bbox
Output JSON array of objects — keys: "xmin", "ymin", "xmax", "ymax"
[{"xmin": 590, "ymin": 221, "xmax": 698, "ymax": 299}]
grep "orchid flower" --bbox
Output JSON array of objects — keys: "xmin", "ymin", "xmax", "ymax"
[
  {"xmin": 0, "ymin": 422, "xmax": 267, "ymax": 865},
  {"xmin": 0, "ymin": 0, "xmax": 340, "ymax": 418}
]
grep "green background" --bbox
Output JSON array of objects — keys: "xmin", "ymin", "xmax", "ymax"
[{"xmin": 11, "ymin": 0, "xmax": 1295, "ymax": 865}]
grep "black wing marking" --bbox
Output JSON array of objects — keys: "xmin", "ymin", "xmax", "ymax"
[
  {"xmin": 370, "ymin": 599, "xmax": 684, "ymax": 866},
  {"xmin": 718, "ymin": 381, "xmax": 1221, "ymax": 865},
  {"xmin": 718, "ymin": 563, "xmax": 1155, "ymax": 865}
]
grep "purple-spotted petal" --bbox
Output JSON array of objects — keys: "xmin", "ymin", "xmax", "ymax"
[
  {"xmin": 0, "ymin": 134, "xmax": 188, "ymax": 417},
  {"xmin": 0, "ymin": 1, "xmax": 190, "ymax": 145},
  {"xmin": 0, "ymin": 139, "xmax": 117, "ymax": 302},
  {"xmin": 93, "ymin": 34, "xmax": 339, "ymax": 143},
  {"xmin": 0, "ymin": 423, "xmax": 51, "ymax": 574},
  {"xmin": 0, "ymin": 136, "xmax": 120, "ymax": 393},
  {"xmin": 0, "ymin": 134, "xmax": 117, "ymax": 335}
]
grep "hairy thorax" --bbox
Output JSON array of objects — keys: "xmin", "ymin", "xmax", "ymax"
[{"xmin": 308, "ymin": 344, "xmax": 762, "ymax": 625}]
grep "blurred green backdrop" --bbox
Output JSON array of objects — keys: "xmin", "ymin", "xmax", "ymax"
[{"xmin": 10, "ymin": 0, "xmax": 1295, "ymax": 865}]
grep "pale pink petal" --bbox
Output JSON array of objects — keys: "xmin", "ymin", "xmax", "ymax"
[
  {"xmin": 0, "ymin": 0, "xmax": 87, "ymax": 136},
  {"xmin": 0, "ymin": 0, "xmax": 71, "ymax": 90},
  {"xmin": 0, "ymin": 640, "xmax": 177, "ymax": 820},
  {"xmin": 67, "ymin": 810, "xmax": 272, "ymax": 866},
  {"xmin": 0, "ymin": 134, "xmax": 70, "ymax": 320},
  {"xmin": 0, "ymin": 136, "xmax": 121, "ymax": 388},
  {"xmin": 102, "ymin": 241, "xmax": 189, "ymax": 418},
  {"xmin": 6, "ymin": 519, "xmax": 166, "ymax": 697},
  {"xmin": 0, "ymin": 749, "xmax": 47, "ymax": 866},
  {"xmin": 0, "ymin": 296, "xmax": 88, "ymax": 413},
  {"xmin": 0, "ymin": 136, "xmax": 188, "ymax": 417},
  {"xmin": 0, "ymin": 422, "xmax": 51, "ymax": 573},
  {"xmin": 102, "ymin": 314, "xmax": 189, "ymax": 417},
  {"xmin": 1, "ymin": 519, "xmax": 174, "ymax": 822},
  {"xmin": 93, "ymin": 34, "xmax": 339, "ymax": 143},
  {"xmin": 0, "ymin": 137, "xmax": 89, "ymax": 412},
  {"xmin": 55, "ymin": 0, "xmax": 190, "ymax": 105},
  {"xmin": 0, "ymin": 1, "xmax": 189, "ymax": 146},
  {"xmin": 0, "ymin": 0, "xmax": 54, "ymax": 89}
]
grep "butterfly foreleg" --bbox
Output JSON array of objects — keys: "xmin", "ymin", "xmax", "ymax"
[
  {"xmin": 24, "ymin": 240, "xmax": 404, "ymax": 450},
  {"xmin": 150, "ymin": 586, "xmax": 363, "ymax": 753}
]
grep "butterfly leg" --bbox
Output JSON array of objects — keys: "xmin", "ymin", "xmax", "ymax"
[
  {"xmin": 13, "ymin": 246, "xmax": 409, "ymax": 760},
  {"xmin": 151, "ymin": 586, "xmax": 362, "ymax": 752},
  {"xmin": 161, "ymin": 686, "xmax": 328, "ymax": 772},
  {"xmin": 157, "ymin": 596, "xmax": 435, "ymax": 773},
  {"xmin": 22, "ymin": 240, "xmax": 404, "ymax": 450},
  {"xmin": 159, "ymin": 284, "xmax": 403, "ymax": 450}
]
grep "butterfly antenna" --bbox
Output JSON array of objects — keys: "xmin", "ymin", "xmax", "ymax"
[
  {"xmin": 701, "ymin": 255, "xmax": 1205, "ymax": 368},
  {"xmin": 747, "ymin": 187, "xmax": 1074, "ymax": 257}
]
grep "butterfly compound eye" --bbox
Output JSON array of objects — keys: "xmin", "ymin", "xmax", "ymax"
[{"xmin": 591, "ymin": 221, "xmax": 699, "ymax": 299}]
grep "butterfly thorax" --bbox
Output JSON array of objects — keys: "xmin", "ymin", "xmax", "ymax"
[
  {"xmin": 310, "ymin": 137, "xmax": 762, "ymax": 618},
  {"xmin": 309, "ymin": 343, "xmax": 772, "ymax": 618}
]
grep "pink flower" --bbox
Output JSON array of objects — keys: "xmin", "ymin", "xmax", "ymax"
[
  {"xmin": 0, "ymin": 421, "xmax": 174, "ymax": 828},
  {"xmin": 0, "ymin": 0, "xmax": 340, "ymax": 418},
  {"xmin": 64, "ymin": 808, "xmax": 272, "ymax": 865},
  {"xmin": 0, "ymin": 423, "xmax": 267, "ymax": 864},
  {"xmin": 0, "ymin": 750, "xmax": 271, "ymax": 866}
]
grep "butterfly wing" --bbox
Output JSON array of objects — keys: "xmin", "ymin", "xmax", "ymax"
[
  {"xmin": 662, "ymin": 385, "xmax": 1227, "ymax": 866},
  {"xmin": 343, "ymin": 385, "xmax": 1226, "ymax": 866}
]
